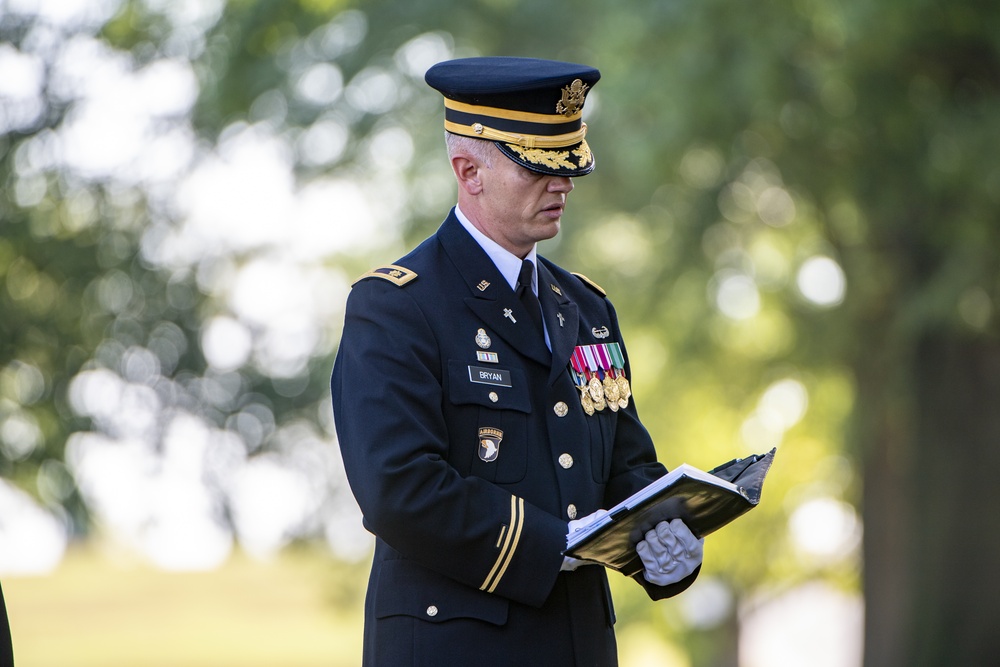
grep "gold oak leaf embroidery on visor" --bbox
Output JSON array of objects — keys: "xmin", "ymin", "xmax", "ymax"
[
  {"xmin": 505, "ymin": 144, "xmax": 591, "ymax": 171},
  {"xmin": 573, "ymin": 144, "xmax": 594, "ymax": 167},
  {"xmin": 573, "ymin": 145, "xmax": 593, "ymax": 167}
]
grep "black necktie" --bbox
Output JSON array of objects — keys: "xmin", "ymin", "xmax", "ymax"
[{"xmin": 517, "ymin": 259, "xmax": 544, "ymax": 334}]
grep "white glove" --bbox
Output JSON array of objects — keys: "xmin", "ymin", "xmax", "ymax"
[
  {"xmin": 636, "ymin": 519, "xmax": 704, "ymax": 586},
  {"xmin": 561, "ymin": 509, "xmax": 609, "ymax": 572}
]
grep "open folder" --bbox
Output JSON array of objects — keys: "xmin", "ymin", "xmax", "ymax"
[{"xmin": 565, "ymin": 448, "xmax": 777, "ymax": 577}]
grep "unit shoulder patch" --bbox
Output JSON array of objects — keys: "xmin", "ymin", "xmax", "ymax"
[
  {"xmin": 353, "ymin": 264, "xmax": 418, "ymax": 287},
  {"xmin": 571, "ymin": 272, "xmax": 606, "ymax": 297}
]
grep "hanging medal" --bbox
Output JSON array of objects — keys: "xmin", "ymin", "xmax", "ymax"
[
  {"xmin": 577, "ymin": 376, "xmax": 595, "ymax": 416},
  {"xmin": 570, "ymin": 347, "xmax": 596, "ymax": 415},
  {"xmin": 581, "ymin": 345, "xmax": 607, "ymax": 411},
  {"xmin": 595, "ymin": 344, "xmax": 621, "ymax": 412},
  {"xmin": 607, "ymin": 342, "xmax": 631, "ymax": 409}
]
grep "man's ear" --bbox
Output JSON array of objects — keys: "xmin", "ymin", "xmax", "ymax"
[{"xmin": 451, "ymin": 155, "xmax": 484, "ymax": 195}]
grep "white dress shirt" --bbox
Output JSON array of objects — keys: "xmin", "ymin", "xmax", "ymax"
[{"xmin": 455, "ymin": 205, "xmax": 550, "ymax": 348}]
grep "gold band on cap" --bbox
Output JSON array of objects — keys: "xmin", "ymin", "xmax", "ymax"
[
  {"xmin": 443, "ymin": 98, "xmax": 583, "ymax": 124},
  {"xmin": 445, "ymin": 120, "xmax": 588, "ymax": 149}
]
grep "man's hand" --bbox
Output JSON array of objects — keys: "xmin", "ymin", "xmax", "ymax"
[
  {"xmin": 561, "ymin": 509, "xmax": 608, "ymax": 572},
  {"xmin": 636, "ymin": 519, "xmax": 703, "ymax": 585}
]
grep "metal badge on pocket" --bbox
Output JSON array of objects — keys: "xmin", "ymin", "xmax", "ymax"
[{"xmin": 478, "ymin": 427, "xmax": 503, "ymax": 462}]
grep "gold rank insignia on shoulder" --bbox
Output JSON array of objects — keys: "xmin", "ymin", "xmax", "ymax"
[
  {"xmin": 571, "ymin": 272, "xmax": 606, "ymax": 297},
  {"xmin": 353, "ymin": 264, "xmax": 417, "ymax": 287}
]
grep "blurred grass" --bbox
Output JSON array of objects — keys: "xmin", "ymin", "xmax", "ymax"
[{"xmin": 3, "ymin": 542, "xmax": 369, "ymax": 667}]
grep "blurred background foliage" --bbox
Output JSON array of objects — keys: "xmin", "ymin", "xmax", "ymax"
[{"xmin": 2, "ymin": 0, "xmax": 999, "ymax": 665}]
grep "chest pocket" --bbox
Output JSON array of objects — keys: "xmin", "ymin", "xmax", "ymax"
[
  {"xmin": 447, "ymin": 359, "xmax": 531, "ymax": 484},
  {"xmin": 587, "ymin": 410, "xmax": 616, "ymax": 484}
]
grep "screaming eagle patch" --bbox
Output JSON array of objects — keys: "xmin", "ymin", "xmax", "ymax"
[{"xmin": 478, "ymin": 427, "xmax": 503, "ymax": 463}]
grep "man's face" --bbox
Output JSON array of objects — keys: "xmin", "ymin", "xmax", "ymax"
[{"xmin": 474, "ymin": 149, "xmax": 575, "ymax": 257}]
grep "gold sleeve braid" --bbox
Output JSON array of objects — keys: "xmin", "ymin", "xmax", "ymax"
[{"xmin": 481, "ymin": 496, "xmax": 524, "ymax": 593}]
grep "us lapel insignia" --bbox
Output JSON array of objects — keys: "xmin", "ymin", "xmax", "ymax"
[
  {"xmin": 592, "ymin": 326, "xmax": 610, "ymax": 339},
  {"xmin": 550, "ymin": 284, "xmax": 563, "ymax": 296},
  {"xmin": 476, "ymin": 328, "xmax": 492, "ymax": 349},
  {"xmin": 477, "ymin": 280, "xmax": 490, "ymax": 292},
  {"xmin": 478, "ymin": 427, "xmax": 503, "ymax": 462}
]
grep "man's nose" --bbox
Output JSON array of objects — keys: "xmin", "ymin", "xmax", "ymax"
[{"xmin": 547, "ymin": 176, "xmax": 574, "ymax": 193}]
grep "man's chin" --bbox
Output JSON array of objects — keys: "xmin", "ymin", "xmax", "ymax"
[{"xmin": 534, "ymin": 219, "xmax": 561, "ymax": 241}]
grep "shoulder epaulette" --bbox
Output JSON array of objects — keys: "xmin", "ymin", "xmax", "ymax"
[
  {"xmin": 353, "ymin": 264, "xmax": 418, "ymax": 287},
  {"xmin": 571, "ymin": 272, "xmax": 606, "ymax": 297}
]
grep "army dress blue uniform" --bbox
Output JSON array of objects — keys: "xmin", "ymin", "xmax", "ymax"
[
  {"xmin": 332, "ymin": 211, "xmax": 698, "ymax": 666},
  {"xmin": 331, "ymin": 56, "xmax": 698, "ymax": 666}
]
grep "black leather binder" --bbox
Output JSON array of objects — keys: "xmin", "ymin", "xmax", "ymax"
[{"xmin": 565, "ymin": 448, "xmax": 777, "ymax": 576}]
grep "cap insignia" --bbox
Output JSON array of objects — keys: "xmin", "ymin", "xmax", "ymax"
[{"xmin": 556, "ymin": 79, "xmax": 588, "ymax": 116}]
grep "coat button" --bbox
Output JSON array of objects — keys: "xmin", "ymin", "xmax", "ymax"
[
  {"xmin": 553, "ymin": 401, "xmax": 569, "ymax": 417},
  {"xmin": 426, "ymin": 605, "xmax": 439, "ymax": 617},
  {"xmin": 559, "ymin": 453, "xmax": 574, "ymax": 469},
  {"xmin": 567, "ymin": 504, "xmax": 578, "ymax": 520},
  {"xmin": 489, "ymin": 392, "xmax": 499, "ymax": 403}
]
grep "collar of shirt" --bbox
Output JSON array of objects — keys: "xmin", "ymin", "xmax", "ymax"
[{"xmin": 454, "ymin": 205, "xmax": 537, "ymax": 295}]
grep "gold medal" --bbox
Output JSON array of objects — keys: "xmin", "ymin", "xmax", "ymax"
[
  {"xmin": 602, "ymin": 375, "xmax": 620, "ymax": 403},
  {"xmin": 587, "ymin": 376, "xmax": 604, "ymax": 403},
  {"xmin": 577, "ymin": 385, "xmax": 595, "ymax": 416},
  {"xmin": 616, "ymin": 374, "xmax": 630, "ymax": 408},
  {"xmin": 593, "ymin": 393, "xmax": 607, "ymax": 412},
  {"xmin": 601, "ymin": 376, "xmax": 618, "ymax": 412}
]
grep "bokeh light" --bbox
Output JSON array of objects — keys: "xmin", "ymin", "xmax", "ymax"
[
  {"xmin": 797, "ymin": 256, "xmax": 847, "ymax": 308},
  {"xmin": 740, "ymin": 582, "xmax": 862, "ymax": 667}
]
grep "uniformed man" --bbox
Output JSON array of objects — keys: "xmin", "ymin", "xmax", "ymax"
[{"xmin": 331, "ymin": 56, "xmax": 703, "ymax": 666}]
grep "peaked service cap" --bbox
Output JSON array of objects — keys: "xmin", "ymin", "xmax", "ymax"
[{"xmin": 425, "ymin": 56, "xmax": 600, "ymax": 177}]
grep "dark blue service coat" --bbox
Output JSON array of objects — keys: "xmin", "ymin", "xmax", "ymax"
[{"xmin": 331, "ymin": 211, "xmax": 697, "ymax": 666}]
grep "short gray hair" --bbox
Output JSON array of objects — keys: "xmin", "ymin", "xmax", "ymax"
[{"xmin": 445, "ymin": 132, "xmax": 495, "ymax": 167}]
